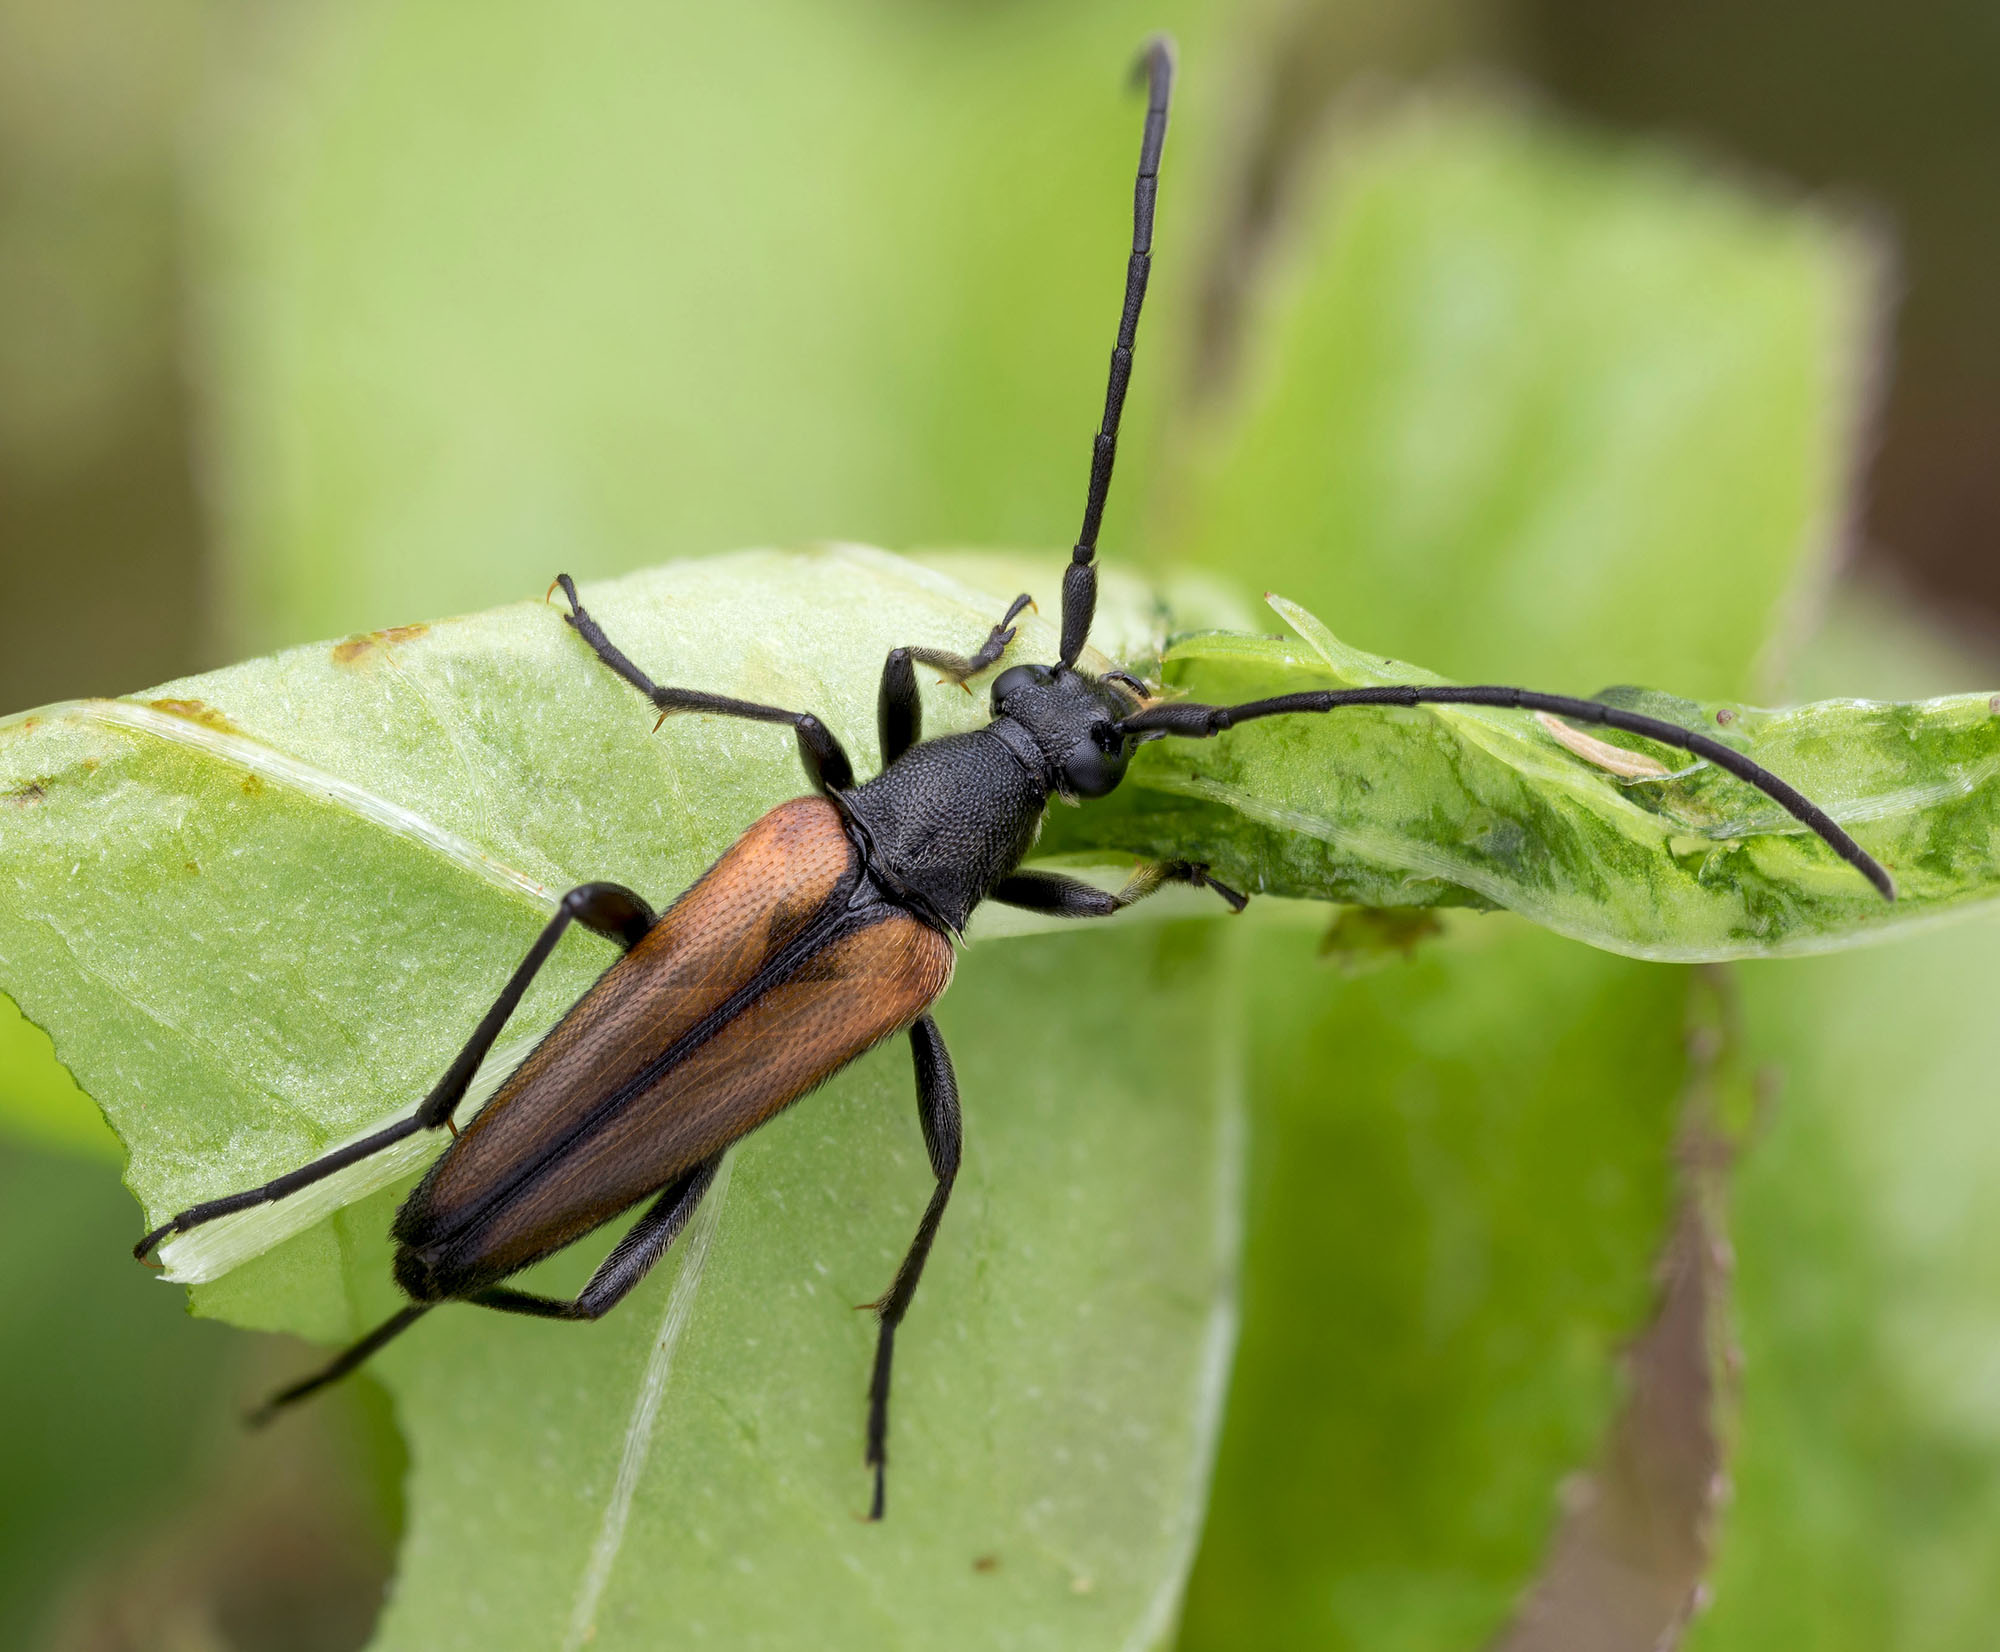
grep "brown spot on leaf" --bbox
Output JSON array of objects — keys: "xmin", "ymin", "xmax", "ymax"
[
  {"xmin": 331, "ymin": 623, "xmax": 430, "ymax": 665},
  {"xmin": 972, "ymin": 1554, "xmax": 999, "ymax": 1574},
  {"xmin": 240, "ymin": 773, "xmax": 266, "ymax": 797},
  {"xmin": 5, "ymin": 781, "xmax": 47, "ymax": 805},
  {"xmin": 184, "ymin": 861, "xmax": 200, "ymax": 875},
  {"xmin": 146, "ymin": 698, "xmax": 244, "ymax": 734}
]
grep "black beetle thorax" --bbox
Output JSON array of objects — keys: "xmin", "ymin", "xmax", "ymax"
[{"xmin": 845, "ymin": 727, "xmax": 1052, "ymax": 932}]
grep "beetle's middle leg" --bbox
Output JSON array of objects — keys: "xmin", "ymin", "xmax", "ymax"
[
  {"xmin": 876, "ymin": 592, "xmax": 1034, "ymax": 771},
  {"xmin": 992, "ymin": 861, "xmax": 1248, "ymax": 917},
  {"xmin": 133, "ymin": 881, "xmax": 657, "ymax": 1262},
  {"xmin": 860, "ymin": 1012, "xmax": 963, "ymax": 1520},
  {"xmin": 553, "ymin": 574, "xmax": 855, "ymax": 795}
]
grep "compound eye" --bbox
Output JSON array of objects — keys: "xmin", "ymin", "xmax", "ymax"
[
  {"xmin": 1060, "ymin": 733, "xmax": 1129, "ymax": 800},
  {"xmin": 991, "ymin": 663, "xmax": 1050, "ymax": 714}
]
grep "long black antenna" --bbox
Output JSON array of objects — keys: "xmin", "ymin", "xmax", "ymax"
[
  {"xmin": 1117, "ymin": 685, "xmax": 1896, "ymax": 900},
  {"xmin": 1059, "ymin": 35, "xmax": 1175, "ymax": 670}
]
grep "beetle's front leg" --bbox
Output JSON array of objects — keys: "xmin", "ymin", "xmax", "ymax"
[
  {"xmin": 861, "ymin": 1013, "xmax": 962, "ymax": 1520},
  {"xmin": 909, "ymin": 592, "xmax": 1034, "ymax": 694},
  {"xmin": 553, "ymin": 574, "xmax": 855, "ymax": 795},
  {"xmin": 875, "ymin": 593, "xmax": 1035, "ymax": 773}
]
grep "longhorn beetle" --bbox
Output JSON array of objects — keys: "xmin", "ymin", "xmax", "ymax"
[{"xmin": 133, "ymin": 36, "xmax": 1894, "ymax": 1521}]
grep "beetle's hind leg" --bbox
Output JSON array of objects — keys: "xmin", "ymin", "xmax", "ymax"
[
  {"xmin": 247, "ymin": 1304, "xmax": 433, "ymax": 1425},
  {"xmin": 246, "ymin": 1155, "xmax": 718, "ymax": 1422},
  {"xmin": 551, "ymin": 574, "xmax": 856, "ymax": 795},
  {"xmin": 858, "ymin": 1013, "xmax": 962, "ymax": 1520},
  {"xmin": 468, "ymin": 1153, "xmax": 723, "ymax": 1323},
  {"xmin": 876, "ymin": 593, "xmax": 1034, "ymax": 771},
  {"xmin": 133, "ymin": 881, "xmax": 657, "ymax": 1263}
]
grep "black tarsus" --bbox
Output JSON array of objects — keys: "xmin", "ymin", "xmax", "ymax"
[
  {"xmin": 133, "ymin": 880, "xmax": 661, "ymax": 1263},
  {"xmin": 1059, "ymin": 36, "xmax": 1174, "ymax": 671},
  {"xmin": 1117, "ymin": 686, "xmax": 1895, "ymax": 900},
  {"xmin": 912, "ymin": 593, "xmax": 1034, "ymax": 689},
  {"xmin": 247, "ymin": 1304, "xmax": 432, "ymax": 1425},
  {"xmin": 993, "ymin": 860, "xmax": 1247, "ymax": 916},
  {"xmin": 878, "ymin": 595, "xmax": 1036, "ymax": 772},
  {"xmin": 554, "ymin": 573, "xmax": 855, "ymax": 794},
  {"xmin": 863, "ymin": 1013, "xmax": 963, "ymax": 1521},
  {"xmin": 470, "ymin": 1153, "xmax": 722, "ymax": 1322}
]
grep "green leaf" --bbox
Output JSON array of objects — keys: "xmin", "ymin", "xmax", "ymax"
[
  {"xmin": 1055, "ymin": 599, "xmax": 2000, "ymax": 959},
  {"xmin": 6, "ymin": 544, "xmax": 1983, "ymax": 1647},
  {"xmin": 0, "ymin": 550, "xmax": 1241, "ymax": 1649}
]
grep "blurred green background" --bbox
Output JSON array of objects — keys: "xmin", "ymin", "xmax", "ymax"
[{"xmin": 5, "ymin": 0, "xmax": 2000, "ymax": 1647}]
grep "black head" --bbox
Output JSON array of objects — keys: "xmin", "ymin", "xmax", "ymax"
[{"xmin": 990, "ymin": 663, "xmax": 1138, "ymax": 799}]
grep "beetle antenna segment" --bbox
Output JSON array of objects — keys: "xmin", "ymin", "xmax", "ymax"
[
  {"xmin": 246, "ymin": 1304, "xmax": 433, "ymax": 1425},
  {"xmin": 1116, "ymin": 685, "xmax": 1896, "ymax": 901},
  {"xmin": 1058, "ymin": 35, "xmax": 1175, "ymax": 671}
]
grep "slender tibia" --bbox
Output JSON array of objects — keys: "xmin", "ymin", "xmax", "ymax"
[
  {"xmin": 992, "ymin": 860, "xmax": 1246, "ymax": 917},
  {"xmin": 1116, "ymin": 686, "xmax": 1894, "ymax": 900},
  {"xmin": 863, "ymin": 1014, "xmax": 962, "ymax": 1520},
  {"xmin": 552, "ymin": 574, "xmax": 854, "ymax": 793},
  {"xmin": 1059, "ymin": 37, "xmax": 1175, "ymax": 670},
  {"xmin": 247, "ymin": 1304, "xmax": 432, "ymax": 1425},
  {"xmin": 133, "ymin": 880, "xmax": 659, "ymax": 1263}
]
